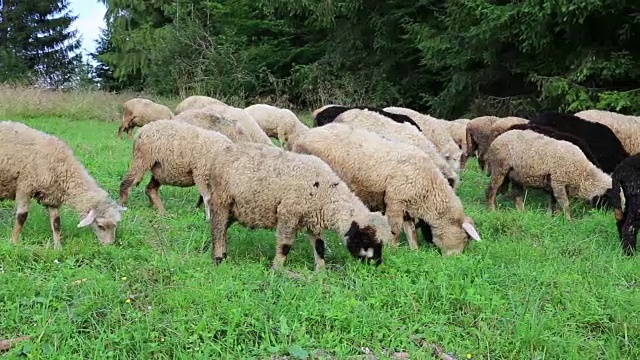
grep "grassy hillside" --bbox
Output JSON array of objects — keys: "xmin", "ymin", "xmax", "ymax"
[{"xmin": 0, "ymin": 115, "xmax": 638, "ymax": 359}]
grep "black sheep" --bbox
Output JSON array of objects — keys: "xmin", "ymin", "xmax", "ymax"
[
  {"xmin": 611, "ymin": 155, "xmax": 640, "ymax": 255},
  {"xmin": 313, "ymin": 105, "xmax": 421, "ymax": 130},
  {"xmin": 505, "ymin": 123, "xmax": 603, "ymax": 171},
  {"xmin": 527, "ymin": 112, "xmax": 629, "ymax": 173}
]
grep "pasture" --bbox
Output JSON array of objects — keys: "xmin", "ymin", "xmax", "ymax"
[{"xmin": 0, "ymin": 115, "xmax": 638, "ymax": 359}]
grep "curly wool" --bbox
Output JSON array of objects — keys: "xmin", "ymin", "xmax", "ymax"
[
  {"xmin": 485, "ymin": 129, "xmax": 613, "ymax": 219},
  {"xmin": 174, "ymin": 95, "xmax": 226, "ymax": 115},
  {"xmin": 119, "ymin": 98, "xmax": 174, "ymax": 138},
  {"xmin": 118, "ymin": 120, "xmax": 235, "ymax": 218},
  {"xmin": 0, "ymin": 121, "xmax": 125, "ymax": 248},
  {"xmin": 383, "ymin": 107, "xmax": 462, "ymax": 172},
  {"xmin": 291, "ymin": 122, "xmax": 481, "ymax": 255},
  {"xmin": 207, "ymin": 141, "xmax": 392, "ymax": 269},
  {"xmin": 244, "ymin": 104, "xmax": 309, "ymax": 148},
  {"xmin": 574, "ymin": 109, "xmax": 640, "ymax": 156},
  {"xmin": 464, "ymin": 116, "xmax": 501, "ymax": 170},
  {"xmin": 332, "ymin": 108, "xmax": 460, "ymax": 188},
  {"xmin": 173, "ymin": 107, "xmax": 252, "ymax": 144},
  {"xmin": 199, "ymin": 104, "xmax": 273, "ymax": 145}
]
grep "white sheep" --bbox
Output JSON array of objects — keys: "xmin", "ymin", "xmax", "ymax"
[
  {"xmin": 290, "ymin": 122, "xmax": 481, "ymax": 255},
  {"xmin": 199, "ymin": 104, "xmax": 274, "ymax": 145},
  {"xmin": 485, "ymin": 129, "xmax": 614, "ymax": 220},
  {"xmin": 207, "ymin": 141, "xmax": 392, "ymax": 270},
  {"xmin": 332, "ymin": 108, "xmax": 461, "ymax": 188},
  {"xmin": 243, "ymin": 103, "xmax": 309, "ymax": 148},
  {"xmin": 464, "ymin": 115, "xmax": 501, "ymax": 170},
  {"xmin": 0, "ymin": 121, "xmax": 126, "ymax": 249},
  {"xmin": 383, "ymin": 107, "xmax": 462, "ymax": 172},
  {"xmin": 118, "ymin": 98, "xmax": 174, "ymax": 139},
  {"xmin": 174, "ymin": 95, "xmax": 226, "ymax": 115},
  {"xmin": 173, "ymin": 107, "xmax": 251, "ymax": 144},
  {"xmin": 118, "ymin": 120, "xmax": 234, "ymax": 219}
]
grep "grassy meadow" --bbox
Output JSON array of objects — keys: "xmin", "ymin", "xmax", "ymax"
[{"xmin": 0, "ymin": 90, "xmax": 639, "ymax": 359}]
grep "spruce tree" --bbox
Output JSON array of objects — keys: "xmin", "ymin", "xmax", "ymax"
[{"xmin": 0, "ymin": 0, "xmax": 81, "ymax": 87}]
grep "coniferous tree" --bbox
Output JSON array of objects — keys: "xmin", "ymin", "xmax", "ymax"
[{"xmin": 0, "ymin": 0, "xmax": 81, "ymax": 87}]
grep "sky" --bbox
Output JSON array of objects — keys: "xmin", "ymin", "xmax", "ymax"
[{"xmin": 69, "ymin": 0, "xmax": 107, "ymax": 56}]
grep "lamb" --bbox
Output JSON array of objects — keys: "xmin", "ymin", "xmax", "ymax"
[
  {"xmin": 332, "ymin": 108, "xmax": 460, "ymax": 188},
  {"xmin": 528, "ymin": 112, "xmax": 629, "ymax": 174},
  {"xmin": 118, "ymin": 120, "xmax": 234, "ymax": 219},
  {"xmin": 198, "ymin": 104, "xmax": 273, "ymax": 145},
  {"xmin": 505, "ymin": 123, "xmax": 603, "ymax": 171},
  {"xmin": 207, "ymin": 141, "xmax": 393, "ymax": 270},
  {"xmin": 611, "ymin": 155, "xmax": 640, "ymax": 255},
  {"xmin": 312, "ymin": 104, "xmax": 421, "ymax": 129},
  {"xmin": 574, "ymin": 109, "xmax": 640, "ymax": 156},
  {"xmin": 383, "ymin": 106, "xmax": 463, "ymax": 172},
  {"xmin": 174, "ymin": 95, "xmax": 226, "ymax": 115},
  {"xmin": 464, "ymin": 116, "xmax": 500, "ymax": 170},
  {"xmin": 290, "ymin": 122, "xmax": 481, "ymax": 255},
  {"xmin": 118, "ymin": 98, "xmax": 174, "ymax": 139},
  {"xmin": 485, "ymin": 129, "xmax": 615, "ymax": 220},
  {"xmin": 243, "ymin": 103, "xmax": 309, "ymax": 148},
  {"xmin": 0, "ymin": 121, "xmax": 126, "ymax": 249}
]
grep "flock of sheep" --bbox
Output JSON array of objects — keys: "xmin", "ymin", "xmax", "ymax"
[{"xmin": 1, "ymin": 94, "xmax": 639, "ymax": 271}]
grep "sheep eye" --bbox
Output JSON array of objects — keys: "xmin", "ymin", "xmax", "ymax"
[{"xmin": 97, "ymin": 225, "xmax": 106, "ymax": 231}]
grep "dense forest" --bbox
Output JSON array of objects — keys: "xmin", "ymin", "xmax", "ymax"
[{"xmin": 3, "ymin": 1, "xmax": 640, "ymax": 118}]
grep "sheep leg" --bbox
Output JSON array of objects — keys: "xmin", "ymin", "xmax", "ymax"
[
  {"xmin": 48, "ymin": 207, "xmax": 62, "ymax": 250},
  {"xmin": 127, "ymin": 127, "xmax": 134, "ymax": 139},
  {"xmin": 118, "ymin": 162, "xmax": 149, "ymax": 205},
  {"xmin": 193, "ymin": 178, "xmax": 212, "ymax": 220},
  {"xmin": 195, "ymin": 196, "xmax": 204, "ymax": 208},
  {"xmin": 548, "ymin": 196, "xmax": 559, "ymax": 215},
  {"xmin": 384, "ymin": 201, "xmax": 404, "ymax": 248},
  {"xmin": 145, "ymin": 176, "xmax": 166, "ymax": 214},
  {"xmin": 209, "ymin": 199, "xmax": 230, "ymax": 264},
  {"xmin": 272, "ymin": 215, "xmax": 299, "ymax": 270},
  {"xmin": 402, "ymin": 220, "xmax": 419, "ymax": 250},
  {"xmin": 486, "ymin": 166, "xmax": 508, "ymax": 211},
  {"xmin": 510, "ymin": 181, "xmax": 525, "ymax": 211},
  {"xmin": 10, "ymin": 195, "xmax": 30, "ymax": 245},
  {"xmin": 550, "ymin": 181, "xmax": 571, "ymax": 220},
  {"xmin": 307, "ymin": 230, "xmax": 326, "ymax": 271}
]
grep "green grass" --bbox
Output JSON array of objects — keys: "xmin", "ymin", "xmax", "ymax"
[{"xmin": 1, "ymin": 117, "xmax": 638, "ymax": 359}]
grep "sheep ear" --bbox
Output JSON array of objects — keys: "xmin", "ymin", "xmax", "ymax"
[
  {"xmin": 78, "ymin": 209, "xmax": 97, "ymax": 228},
  {"xmin": 462, "ymin": 218, "xmax": 481, "ymax": 241}
]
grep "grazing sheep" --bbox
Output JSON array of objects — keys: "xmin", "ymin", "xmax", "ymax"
[
  {"xmin": 0, "ymin": 121, "xmax": 126, "ymax": 249},
  {"xmin": 118, "ymin": 98, "xmax": 174, "ymax": 139},
  {"xmin": 243, "ymin": 103, "xmax": 309, "ymax": 148},
  {"xmin": 441, "ymin": 120, "xmax": 470, "ymax": 158},
  {"xmin": 574, "ymin": 109, "xmax": 640, "ymax": 156},
  {"xmin": 485, "ymin": 129, "xmax": 614, "ymax": 220},
  {"xmin": 118, "ymin": 120, "xmax": 234, "ymax": 219},
  {"xmin": 312, "ymin": 104, "xmax": 421, "ymax": 129},
  {"xmin": 611, "ymin": 155, "xmax": 640, "ymax": 256},
  {"xmin": 174, "ymin": 95, "xmax": 226, "ymax": 115},
  {"xmin": 487, "ymin": 117, "xmax": 529, "ymax": 148},
  {"xmin": 528, "ymin": 112, "xmax": 629, "ymax": 174},
  {"xmin": 332, "ymin": 108, "xmax": 460, "ymax": 188},
  {"xmin": 207, "ymin": 142, "xmax": 392, "ymax": 269},
  {"xmin": 464, "ymin": 116, "xmax": 500, "ymax": 170},
  {"xmin": 383, "ymin": 106, "xmax": 463, "ymax": 172},
  {"xmin": 505, "ymin": 123, "xmax": 603, "ymax": 171},
  {"xmin": 199, "ymin": 104, "xmax": 273, "ymax": 145},
  {"xmin": 291, "ymin": 123, "xmax": 481, "ymax": 255},
  {"xmin": 173, "ymin": 108, "xmax": 251, "ymax": 144}
]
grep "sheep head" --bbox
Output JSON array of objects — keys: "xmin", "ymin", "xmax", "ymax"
[
  {"xmin": 78, "ymin": 201, "xmax": 127, "ymax": 245},
  {"xmin": 343, "ymin": 221, "xmax": 384, "ymax": 266}
]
